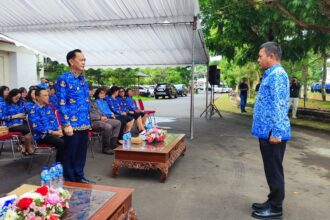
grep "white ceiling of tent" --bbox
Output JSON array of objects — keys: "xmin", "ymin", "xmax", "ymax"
[{"xmin": 0, "ymin": 0, "xmax": 208, "ymax": 68}]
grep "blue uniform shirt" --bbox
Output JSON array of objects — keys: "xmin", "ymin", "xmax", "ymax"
[
  {"xmin": 28, "ymin": 104, "xmax": 60, "ymax": 141},
  {"xmin": 0, "ymin": 97, "xmax": 7, "ymax": 123},
  {"xmin": 107, "ymin": 96, "xmax": 124, "ymax": 115},
  {"xmin": 24, "ymin": 101, "xmax": 36, "ymax": 114},
  {"xmin": 251, "ymin": 64, "xmax": 291, "ymax": 140},
  {"xmin": 125, "ymin": 97, "xmax": 138, "ymax": 111},
  {"xmin": 38, "ymin": 83, "xmax": 49, "ymax": 89},
  {"xmin": 56, "ymin": 71, "xmax": 91, "ymax": 130},
  {"xmin": 4, "ymin": 103, "xmax": 25, "ymax": 127},
  {"xmin": 49, "ymin": 95, "xmax": 58, "ymax": 109},
  {"xmin": 117, "ymin": 97, "xmax": 129, "ymax": 112},
  {"xmin": 95, "ymin": 98, "xmax": 114, "ymax": 118}
]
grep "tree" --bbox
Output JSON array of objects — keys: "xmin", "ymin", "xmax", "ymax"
[{"xmin": 200, "ymin": 0, "xmax": 330, "ymax": 100}]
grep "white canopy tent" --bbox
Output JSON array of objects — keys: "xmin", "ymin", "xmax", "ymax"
[{"xmin": 0, "ymin": 0, "xmax": 209, "ymax": 138}]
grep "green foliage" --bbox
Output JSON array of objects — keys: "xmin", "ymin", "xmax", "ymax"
[
  {"xmin": 200, "ymin": 0, "xmax": 330, "ymax": 63},
  {"xmin": 44, "ymin": 58, "xmax": 192, "ymax": 86}
]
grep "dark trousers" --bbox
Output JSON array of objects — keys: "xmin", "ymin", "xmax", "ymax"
[
  {"xmin": 37, "ymin": 135, "xmax": 64, "ymax": 163},
  {"xmin": 240, "ymin": 94, "xmax": 247, "ymax": 112},
  {"xmin": 259, "ymin": 139, "xmax": 287, "ymax": 210},
  {"xmin": 63, "ymin": 130, "xmax": 88, "ymax": 182}
]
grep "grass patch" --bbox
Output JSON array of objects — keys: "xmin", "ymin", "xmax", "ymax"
[
  {"xmin": 214, "ymin": 95, "xmax": 330, "ymax": 132},
  {"xmin": 133, "ymin": 96, "xmax": 154, "ymax": 101}
]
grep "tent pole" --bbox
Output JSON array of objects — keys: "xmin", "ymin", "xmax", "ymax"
[
  {"xmin": 190, "ymin": 16, "xmax": 197, "ymax": 140},
  {"xmin": 205, "ymin": 64, "xmax": 209, "ymax": 118}
]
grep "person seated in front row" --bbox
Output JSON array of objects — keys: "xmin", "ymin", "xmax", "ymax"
[
  {"xmin": 90, "ymin": 88, "xmax": 121, "ymax": 155},
  {"xmin": 118, "ymin": 87, "xmax": 147, "ymax": 139},
  {"xmin": 106, "ymin": 86, "xmax": 134, "ymax": 142},
  {"xmin": 125, "ymin": 88, "xmax": 148, "ymax": 125},
  {"xmin": 4, "ymin": 89, "xmax": 34, "ymax": 155},
  {"xmin": 49, "ymin": 86, "xmax": 58, "ymax": 110},
  {"xmin": 28, "ymin": 88, "xmax": 65, "ymax": 163},
  {"xmin": 24, "ymin": 86, "xmax": 38, "ymax": 113}
]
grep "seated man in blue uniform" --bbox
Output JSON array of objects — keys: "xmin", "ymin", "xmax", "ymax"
[
  {"xmin": 28, "ymin": 88, "xmax": 64, "ymax": 163},
  {"xmin": 56, "ymin": 49, "xmax": 95, "ymax": 184},
  {"xmin": 38, "ymin": 77, "xmax": 49, "ymax": 89}
]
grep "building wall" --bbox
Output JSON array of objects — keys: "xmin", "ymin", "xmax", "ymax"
[{"xmin": 0, "ymin": 42, "xmax": 38, "ymax": 88}]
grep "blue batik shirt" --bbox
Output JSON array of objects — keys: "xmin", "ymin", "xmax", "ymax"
[
  {"xmin": 38, "ymin": 83, "xmax": 49, "ymax": 89},
  {"xmin": 0, "ymin": 97, "xmax": 6, "ymax": 123},
  {"xmin": 24, "ymin": 101, "xmax": 36, "ymax": 114},
  {"xmin": 49, "ymin": 95, "xmax": 58, "ymax": 109},
  {"xmin": 95, "ymin": 98, "xmax": 114, "ymax": 118},
  {"xmin": 107, "ymin": 96, "xmax": 124, "ymax": 115},
  {"xmin": 4, "ymin": 103, "xmax": 25, "ymax": 127},
  {"xmin": 117, "ymin": 97, "xmax": 129, "ymax": 112},
  {"xmin": 251, "ymin": 64, "xmax": 291, "ymax": 140},
  {"xmin": 56, "ymin": 71, "xmax": 91, "ymax": 130},
  {"xmin": 125, "ymin": 97, "xmax": 138, "ymax": 111},
  {"xmin": 28, "ymin": 103, "xmax": 60, "ymax": 141}
]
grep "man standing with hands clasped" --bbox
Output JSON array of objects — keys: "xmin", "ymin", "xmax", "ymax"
[
  {"xmin": 251, "ymin": 42, "xmax": 290, "ymax": 219},
  {"xmin": 56, "ymin": 49, "xmax": 95, "ymax": 184}
]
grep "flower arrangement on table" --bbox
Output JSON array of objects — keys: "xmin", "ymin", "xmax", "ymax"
[
  {"xmin": 1, "ymin": 186, "xmax": 71, "ymax": 220},
  {"xmin": 145, "ymin": 126, "xmax": 167, "ymax": 144}
]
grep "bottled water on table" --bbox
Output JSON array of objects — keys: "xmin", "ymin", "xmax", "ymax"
[
  {"xmin": 56, "ymin": 162, "xmax": 64, "ymax": 189},
  {"xmin": 49, "ymin": 164, "xmax": 58, "ymax": 189},
  {"xmin": 123, "ymin": 132, "xmax": 131, "ymax": 149},
  {"xmin": 40, "ymin": 167, "xmax": 51, "ymax": 188}
]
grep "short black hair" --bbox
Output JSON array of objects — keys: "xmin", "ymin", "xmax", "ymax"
[
  {"xmin": 19, "ymin": 87, "xmax": 27, "ymax": 94},
  {"xmin": 5, "ymin": 89, "xmax": 21, "ymax": 105},
  {"xmin": 93, "ymin": 87, "xmax": 104, "ymax": 100},
  {"xmin": 0, "ymin": 86, "xmax": 9, "ymax": 98},
  {"xmin": 125, "ymin": 88, "xmax": 132, "ymax": 97},
  {"xmin": 26, "ymin": 87, "xmax": 38, "ymax": 102},
  {"xmin": 260, "ymin": 42, "xmax": 282, "ymax": 60},
  {"xmin": 66, "ymin": 49, "xmax": 82, "ymax": 66},
  {"xmin": 35, "ymin": 88, "xmax": 47, "ymax": 97},
  {"xmin": 107, "ymin": 86, "xmax": 119, "ymax": 96}
]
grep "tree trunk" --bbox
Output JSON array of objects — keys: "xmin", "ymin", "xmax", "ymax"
[
  {"xmin": 321, "ymin": 53, "xmax": 327, "ymax": 101},
  {"xmin": 302, "ymin": 64, "xmax": 308, "ymax": 108}
]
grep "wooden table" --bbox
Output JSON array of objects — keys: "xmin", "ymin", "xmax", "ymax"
[
  {"xmin": 112, "ymin": 133, "xmax": 186, "ymax": 182},
  {"xmin": 64, "ymin": 182, "xmax": 137, "ymax": 220}
]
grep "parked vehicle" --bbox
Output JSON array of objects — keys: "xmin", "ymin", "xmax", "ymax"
[
  {"xmin": 154, "ymin": 83, "xmax": 178, "ymax": 99},
  {"xmin": 213, "ymin": 85, "xmax": 225, "ymax": 93},
  {"xmin": 174, "ymin": 84, "xmax": 188, "ymax": 96},
  {"xmin": 311, "ymin": 83, "xmax": 330, "ymax": 93}
]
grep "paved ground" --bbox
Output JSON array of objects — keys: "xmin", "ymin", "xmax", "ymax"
[{"xmin": 1, "ymin": 93, "xmax": 329, "ymax": 220}]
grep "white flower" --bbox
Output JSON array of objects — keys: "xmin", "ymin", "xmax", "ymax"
[
  {"xmin": 3, "ymin": 209, "xmax": 18, "ymax": 220},
  {"xmin": 20, "ymin": 192, "xmax": 43, "ymax": 201}
]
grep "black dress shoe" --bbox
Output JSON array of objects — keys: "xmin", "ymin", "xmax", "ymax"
[
  {"xmin": 252, "ymin": 201, "xmax": 269, "ymax": 211},
  {"xmin": 252, "ymin": 207, "xmax": 283, "ymax": 219},
  {"xmin": 78, "ymin": 178, "xmax": 96, "ymax": 184}
]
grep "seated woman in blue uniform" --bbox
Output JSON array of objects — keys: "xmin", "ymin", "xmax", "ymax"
[
  {"xmin": 0, "ymin": 86, "xmax": 10, "ymax": 104},
  {"xmin": 28, "ymin": 88, "xmax": 64, "ymax": 163},
  {"xmin": 4, "ymin": 89, "xmax": 34, "ymax": 155},
  {"xmin": 106, "ymin": 86, "xmax": 134, "ymax": 141},
  {"xmin": 124, "ymin": 88, "xmax": 148, "ymax": 125},
  {"xmin": 24, "ymin": 86, "xmax": 38, "ymax": 114},
  {"xmin": 118, "ymin": 87, "xmax": 147, "ymax": 139}
]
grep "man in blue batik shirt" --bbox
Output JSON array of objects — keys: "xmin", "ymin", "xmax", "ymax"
[
  {"xmin": 251, "ymin": 42, "xmax": 290, "ymax": 220},
  {"xmin": 56, "ymin": 49, "xmax": 95, "ymax": 184},
  {"xmin": 28, "ymin": 88, "xmax": 64, "ymax": 163}
]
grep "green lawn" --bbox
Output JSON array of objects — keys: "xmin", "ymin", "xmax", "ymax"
[
  {"xmin": 132, "ymin": 96, "xmax": 154, "ymax": 101},
  {"xmin": 214, "ymin": 95, "xmax": 330, "ymax": 132}
]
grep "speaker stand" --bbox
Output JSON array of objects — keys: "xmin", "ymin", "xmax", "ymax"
[{"xmin": 200, "ymin": 85, "xmax": 223, "ymax": 119}]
